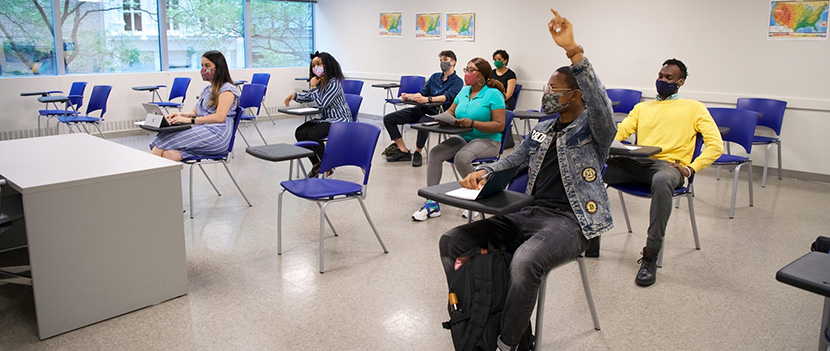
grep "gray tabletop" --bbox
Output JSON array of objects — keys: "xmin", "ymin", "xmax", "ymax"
[
  {"xmin": 371, "ymin": 83, "xmax": 401, "ymax": 89},
  {"xmin": 776, "ymin": 251, "xmax": 830, "ymax": 297},
  {"xmin": 609, "ymin": 145, "xmax": 662, "ymax": 157},
  {"xmin": 418, "ymin": 182, "xmax": 534, "ymax": 215},
  {"xmin": 246, "ymin": 143, "xmax": 314, "ymax": 162},
  {"xmin": 410, "ymin": 123, "xmax": 472, "ymax": 134},
  {"xmin": 132, "ymin": 85, "xmax": 161, "ymax": 91}
]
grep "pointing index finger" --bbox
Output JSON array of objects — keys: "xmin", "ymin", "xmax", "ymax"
[{"xmin": 550, "ymin": 8, "xmax": 560, "ymax": 17}]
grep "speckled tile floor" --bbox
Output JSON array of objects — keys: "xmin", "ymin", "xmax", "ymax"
[{"xmin": 1, "ymin": 115, "xmax": 828, "ymax": 350}]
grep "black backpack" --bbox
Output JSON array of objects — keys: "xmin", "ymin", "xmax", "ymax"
[{"xmin": 442, "ymin": 245, "xmax": 534, "ymax": 351}]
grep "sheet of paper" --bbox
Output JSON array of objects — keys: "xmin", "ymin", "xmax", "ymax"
[
  {"xmin": 611, "ymin": 139, "xmax": 641, "ymax": 150},
  {"xmin": 430, "ymin": 112, "xmax": 458, "ymax": 125},
  {"xmin": 445, "ymin": 187, "xmax": 480, "ymax": 201},
  {"xmin": 289, "ymin": 107, "xmax": 320, "ymax": 113}
]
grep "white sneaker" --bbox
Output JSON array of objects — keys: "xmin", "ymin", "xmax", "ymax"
[
  {"xmin": 412, "ymin": 201, "xmax": 441, "ymax": 221},
  {"xmin": 461, "ymin": 209, "xmax": 480, "ymax": 219}
]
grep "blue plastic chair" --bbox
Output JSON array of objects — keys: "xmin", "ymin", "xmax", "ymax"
[
  {"xmin": 345, "ymin": 93, "xmax": 362, "ymax": 122},
  {"xmin": 736, "ymin": 98, "xmax": 787, "ymax": 188},
  {"xmin": 151, "ymin": 77, "xmax": 191, "ymax": 112},
  {"xmin": 37, "ymin": 81, "xmax": 87, "ymax": 136},
  {"xmin": 341, "ymin": 79, "xmax": 364, "ymax": 95},
  {"xmin": 237, "ymin": 83, "xmax": 268, "ymax": 146},
  {"xmin": 251, "ymin": 73, "xmax": 275, "ymax": 124},
  {"xmin": 278, "ymin": 122, "xmax": 388, "ymax": 273},
  {"xmin": 446, "ymin": 110, "xmax": 515, "ymax": 181},
  {"xmin": 610, "ymin": 133, "xmax": 704, "ymax": 268},
  {"xmin": 57, "ymin": 85, "xmax": 111, "ymax": 138},
  {"xmin": 605, "ymin": 89, "xmax": 643, "ymax": 115},
  {"xmin": 710, "ymin": 107, "xmax": 760, "ymax": 219},
  {"xmin": 182, "ymin": 106, "xmax": 252, "ymax": 219},
  {"xmin": 383, "ymin": 75, "xmax": 425, "ymax": 115}
]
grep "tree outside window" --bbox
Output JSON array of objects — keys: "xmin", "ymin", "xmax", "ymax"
[
  {"xmin": 0, "ymin": 0, "xmax": 57, "ymax": 76},
  {"xmin": 250, "ymin": 0, "xmax": 313, "ymax": 68}
]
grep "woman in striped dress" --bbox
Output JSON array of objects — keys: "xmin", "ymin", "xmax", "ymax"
[
  {"xmin": 283, "ymin": 51, "xmax": 351, "ymax": 177},
  {"xmin": 150, "ymin": 51, "xmax": 240, "ymax": 161}
]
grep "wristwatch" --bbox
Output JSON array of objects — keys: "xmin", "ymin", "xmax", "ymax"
[
  {"xmin": 428, "ymin": 96, "xmax": 433, "ymax": 103},
  {"xmin": 191, "ymin": 116, "xmax": 196, "ymax": 124}
]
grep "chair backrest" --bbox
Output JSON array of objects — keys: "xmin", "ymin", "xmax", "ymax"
[
  {"xmin": 605, "ymin": 89, "xmax": 642, "ymax": 114},
  {"xmin": 507, "ymin": 166, "xmax": 529, "ymax": 193},
  {"xmin": 168, "ymin": 77, "xmax": 191, "ymax": 103},
  {"xmin": 708, "ymin": 107, "xmax": 760, "ymax": 154},
  {"xmin": 736, "ymin": 98, "xmax": 787, "ymax": 136},
  {"xmin": 341, "ymin": 79, "xmax": 364, "ymax": 95},
  {"xmin": 251, "ymin": 73, "xmax": 271, "ymax": 95},
  {"xmin": 239, "ymin": 84, "xmax": 266, "ymax": 114},
  {"xmin": 509, "ymin": 84, "xmax": 522, "ymax": 111},
  {"xmin": 687, "ymin": 132, "xmax": 704, "ymax": 186},
  {"xmin": 398, "ymin": 75, "xmax": 425, "ymax": 97},
  {"xmin": 86, "ymin": 85, "xmax": 112, "ymax": 117},
  {"xmin": 67, "ymin": 81, "xmax": 87, "ymax": 110},
  {"xmin": 497, "ymin": 110, "xmax": 515, "ymax": 155},
  {"xmin": 226, "ymin": 105, "xmax": 245, "ymax": 154},
  {"xmin": 344, "ymin": 93, "xmax": 363, "ymax": 122},
  {"xmin": 319, "ymin": 122, "xmax": 382, "ymax": 185}
]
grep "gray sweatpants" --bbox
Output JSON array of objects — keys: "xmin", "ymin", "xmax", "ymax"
[{"xmin": 427, "ymin": 136, "xmax": 501, "ymax": 186}]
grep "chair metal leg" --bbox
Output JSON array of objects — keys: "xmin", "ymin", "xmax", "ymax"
[
  {"xmin": 238, "ymin": 128, "xmax": 251, "ymax": 147},
  {"xmin": 535, "ymin": 269, "xmax": 550, "ymax": 351},
  {"xmin": 776, "ymin": 140, "xmax": 782, "ymax": 181},
  {"xmin": 687, "ymin": 194, "xmax": 700, "ymax": 250},
  {"xmin": 252, "ymin": 120, "xmax": 267, "ymax": 144},
  {"xmin": 189, "ymin": 164, "xmax": 196, "ymax": 219},
  {"xmin": 261, "ymin": 102, "xmax": 275, "ymax": 125},
  {"xmin": 761, "ymin": 143, "xmax": 772, "ymax": 188},
  {"xmin": 729, "ymin": 164, "xmax": 741, "ymax": 219},
  {"xmin": 197, "ymin": 164, "xmax": 222, "ymax": 196},
  {"xmin": 617, "ymin": 191, "xmax": 632, "ymax": 233},
  {"xmin": 221, "ymin": 160, "xmax": 252, "ymax": 207},
  {"xmin": 577, "ymin": 256, "xmax": 601, "ymax": 331},
  {"xmin": 319, "ymin": 201, "xmax": 329, "ymax": 273},
  {"xmin": 657, "ymin": 240, "xmax": 664, "ymax": 268},
  {"xmin": 747, "ymin": 160, "xmax": 754, "ymax": 207},
  {"xmin": 357, "ymin": 196, "xmax": 389, "ymax": 253},
  {"xmin": 451, "ymin": 163, "xmax": 460, "ymax": 182},
  {"xmin": 315, "ymin": 202, "xmax": 339, "ymax": 237},
  {"xmin": 277, "ymin": 189, "xmax": 285, "ymax": 255}
]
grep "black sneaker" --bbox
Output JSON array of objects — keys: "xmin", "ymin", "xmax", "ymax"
[
  {"xmin": 412, "ymin": 151, "xmax": 422, "ymax": 167},
  {"xmin": 635, "ymin": 246, "xmax": 659, "ymax": 287},
  {"xmin": 386, "ymin": 149, "xmax": 412, "ymax": 162},
  {"xmin": 381, "ymin": 143, "xmax": 398, "ymax": 156}
]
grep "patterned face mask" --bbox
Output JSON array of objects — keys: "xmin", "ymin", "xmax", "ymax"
[{"xmin": 541, "ymin": 89, "xmax": 574, "ymax": 115}]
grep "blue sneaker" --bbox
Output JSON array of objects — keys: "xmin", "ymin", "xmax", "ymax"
[{"xmin": 412, "ymin": 200, "xmax": 441, "ymax": 221}]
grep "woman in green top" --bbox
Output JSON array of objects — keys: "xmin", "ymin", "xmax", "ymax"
[{"xmin": 412, "ymin": 57, "xmax": 507, "ymax": 221}]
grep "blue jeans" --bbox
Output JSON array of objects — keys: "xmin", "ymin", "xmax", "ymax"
[{"xmin": 438, "ymin": 206, "xmax": 589, "ymax": 347}]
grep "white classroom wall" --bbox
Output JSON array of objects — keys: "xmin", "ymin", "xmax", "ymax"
[{"xmin": 314, "ymin": 0, "xmax": 830, "ymax": 177}]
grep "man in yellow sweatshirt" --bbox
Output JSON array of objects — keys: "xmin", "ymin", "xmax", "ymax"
[{"xmin": 602, "ymin": 58, "xmax": 723, "ymax": 287}]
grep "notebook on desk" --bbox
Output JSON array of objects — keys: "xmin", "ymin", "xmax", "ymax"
[{"xmin": 445, "ymin": 167, "xmax": 516, "ymax": 201}]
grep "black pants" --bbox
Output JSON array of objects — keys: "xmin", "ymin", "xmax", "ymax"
[
  {"xmin": 382, "ymin": 106, "xmax": 433, "ymax": 149},
  {"xmin": 295, "ymin": 121, "xmax": 331, "ymax": 165}
]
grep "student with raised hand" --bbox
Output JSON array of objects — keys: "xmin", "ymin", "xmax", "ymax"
[
  {"xmin": 412, "ymin": 57, "xmax": 506, "ymax": 221},
  {"xmin": 382, "ymin": 50, "xmax": 464, "ymax": 167},
  {"xmin": 439, "ymin": 9, "xmax": 616, "ymax": 351},
  {"xmin": 151, "ymin": 51, "xmax": 240, "ymax": 161},
  {"xmin": 491, "ymin": 49, "xmax": 517, "ymax": 111},
  {"xmin": 601, "ymin": 58, "xmax": 723, "ymax": 287},
  {"xmin": 284, "ymin": 51, "xmax": 351, "ymax": 178}
]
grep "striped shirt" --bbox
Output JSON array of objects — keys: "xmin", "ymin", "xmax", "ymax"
[{"xmin": 294, "ymin": 78, "xmax": 351, "ymax": 123}]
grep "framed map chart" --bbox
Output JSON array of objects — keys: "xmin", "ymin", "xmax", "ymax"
[
  {"xmin": 446, "ymin": 12, "xmax": 474, "ymax": 41},
  {"xmin": 380, "ymin": 12, "xmax": 402, "ymax": 37},
  {"xmin": 769, "ymin": 1, "xmax": 828, "ymax": 39},
  {"xmin": 416, "ymin": 13, "xmax": 441, "ymax": 39}
]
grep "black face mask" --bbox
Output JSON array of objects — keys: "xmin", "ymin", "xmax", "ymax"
[{"xmin": 656, "ymin": 79, "xmax": 679, "ymax": 98}]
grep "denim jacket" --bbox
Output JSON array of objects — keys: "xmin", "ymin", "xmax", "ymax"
[{"xmin": 480, "ymin": 57, "xmax": 616, "ymax": 239}]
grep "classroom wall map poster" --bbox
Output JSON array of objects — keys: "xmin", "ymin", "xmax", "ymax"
[
  {"xmin": 446, "ymin": 13, "xmax": 475, "ymax": 41},
  {"xmin": 769, "ymin": 1, "xmax": 829, "ymax": 39},
  {"xmin": 379, "ymin": 12, "xmax": 402, "ymax": 37},
  {"xmin": 415, "ymin": 13, "xmax": 441, "ymax": 39}
]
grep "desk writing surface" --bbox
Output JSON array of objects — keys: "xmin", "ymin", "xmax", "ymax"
[
  {"xmin": 418, "ymin": 182, "xmax": 534, "ymax": 215},
  {"xmin": 410, "ymin": 123, "xmax": 473, "ymax": 134},
  {"xmin": 0, "ymin": 134, "xmax": 181, "ymax": 194},
  {"xmin": 776, "ymin": 251, "xmax": 830, "ymax": 297}
]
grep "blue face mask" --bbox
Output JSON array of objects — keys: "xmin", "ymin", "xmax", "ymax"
[{"xmin": 656, "ymin": 79, "xmax": 679, "ymax": 98}]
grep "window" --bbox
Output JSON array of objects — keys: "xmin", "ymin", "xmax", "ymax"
[
  {"xmin": 250, "ymin": 0, "xmax": 313, "ymax": 68},
  {"xmin": 123, "ymin": 0, "xmax": 142, "ymax": 32},
  {"xmin": 166, "ymin": 0, "xmax": 243, "ymax": 70},
  {"xmin": 61, "ymin": 0, "xmax": 161, "ymax": 73},
  {"xmin": 0, "ymin": 0, "xmax": 58, "ymax": 76}
]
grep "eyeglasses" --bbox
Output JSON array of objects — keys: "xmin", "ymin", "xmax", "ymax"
[
  {"xmin": 462, "ymin": 67, "xmax": 478, "ymax": 73},
  {"xmin": 543, "ymin": 84, "xmax": 573, "ymax": 94}
]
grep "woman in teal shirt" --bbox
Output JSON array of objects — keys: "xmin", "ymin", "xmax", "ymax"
[{"xmin": 412, "ymin": 57, "xmax": 507, "ymax": 221}]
